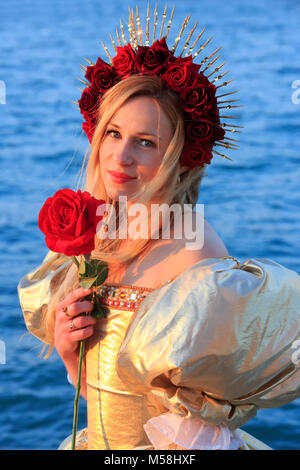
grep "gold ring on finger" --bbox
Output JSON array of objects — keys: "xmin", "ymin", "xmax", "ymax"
[
  {"xmin": 69, "ymin": 319, "xmax": 76, "ymax": 331},
  {"xmin": 62, "ymin": 306, "xmax": 71, "ymax": 317}
]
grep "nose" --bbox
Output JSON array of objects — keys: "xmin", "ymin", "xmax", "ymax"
[{"xmin": 113, "ymin": 139, "xmax": 134, "ymax": 166}]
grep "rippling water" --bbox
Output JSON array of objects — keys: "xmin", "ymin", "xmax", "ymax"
[{"xmin": 0, "ymin": 0, "xmax": 299, "ymax": 450}]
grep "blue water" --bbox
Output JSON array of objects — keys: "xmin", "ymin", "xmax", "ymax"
[{"xmin": 1, "ymin": 0, "xmax": 300, "ymax": 450}]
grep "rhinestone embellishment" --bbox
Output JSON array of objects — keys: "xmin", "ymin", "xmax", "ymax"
[{"xmin": 95, "ymin": 284, "xmax": 154, "ymax": 311}]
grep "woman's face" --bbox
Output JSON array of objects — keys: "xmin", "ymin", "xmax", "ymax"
[{"xmin": 99, "ymin": 96, "xmax": 173, "ymax": 201}]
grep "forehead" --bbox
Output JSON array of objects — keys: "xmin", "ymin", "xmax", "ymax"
[{"xmin": 110, "ymin": 96, "xmax": 172, "ymax": 136}]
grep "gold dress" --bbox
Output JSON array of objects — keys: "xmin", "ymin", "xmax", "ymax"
[{"xmin": 18, "ymin": 252, "xmax": 300, "ymax": 450}]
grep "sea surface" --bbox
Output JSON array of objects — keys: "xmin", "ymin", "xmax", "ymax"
[{"xmin": 0, "ymin": 0, "xmax": 300, "ymax": 450}]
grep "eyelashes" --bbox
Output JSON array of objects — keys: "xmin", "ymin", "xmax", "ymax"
[{"xmin": 105, "ymin": 129, "xmax": 155, "ymax": 148}]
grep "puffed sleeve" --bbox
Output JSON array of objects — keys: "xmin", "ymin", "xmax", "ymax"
[
  {"xmin": 116, "ymin": 257, "xmax": 300, "ymax": 434},
  {"xmin": 17, "ymin": 250, "xmax": 72, "ymax": 343}
]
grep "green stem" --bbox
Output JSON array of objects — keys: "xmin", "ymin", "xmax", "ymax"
[
  {"xmin": 71, "ymin": 256, "xmax": 80, "ymax": 268},
  {"xmin": 71, "ymin": 339, "xmax": 85, "ymax": 450}
]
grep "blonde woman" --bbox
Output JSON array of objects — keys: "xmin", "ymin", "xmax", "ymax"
[{"xmin": 18, "ymin": 7, "xmax": 300, "ymax": 451}]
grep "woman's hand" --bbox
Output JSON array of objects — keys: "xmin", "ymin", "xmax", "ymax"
[{"xmin": 55, "ymin": 287, "xmax": 96, "ymax": 360}]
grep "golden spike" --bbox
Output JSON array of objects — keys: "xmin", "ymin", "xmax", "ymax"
[
  {"xmin": 72, "ymin": 100, "xmax": 79, "ymax": 106},
  {"xmin": 165, "ymin": 6, "xmax": 175, "ymax": 41},
  {"xmin": 153, "ymin": 3, "xmax": 158, "ymax": 43},
  {"xmin": 215, "ymin": 142, "xmax": 239, "ymax": 150},
  {"xmin": 200, "ymin": 47, "xmax": 222, "ymax": 67},
  {"xmin": 207, "ymin": 61, "xmax": 226, "ymax": 78},
  {"xmin": 128, "ymin": 10, "xmax": 134, "ymax": 47},
  {"xmin": 109, "ymin": 33, "xmax": 117, "ymax": 53},
  {"xmin": 212, "ymin": 71, "xmax": 229, "ymax": 83},
  {"xmin": 219, "ymin": 115, "xmax": 240, "ymax": 119},
  {"xmin": 146, "ymin": 4, "xmax": 150, "ymax": 46},
  {"xmin": 223, "ymin": 137, "xmax": 240, "ymax": 143},
  {"xmin": 216, "ymin": 90, "xmax": 238, "ymax": 98},
  {"xmin": 101, "ymin": 41, "xmax": 112, "ymax": 63},
  {"xmin": 212, "ymin": 149, "xmax": 233, "ymax": 161},
  {"xmin": 219, "ymin": 104, "xmax": 243, "ymax": 109},
  {"xmin": 215, "ymin": 79, "xmax": 233, "ymax": 89},
  {"xmin": 186, "ymin": 27, "xmax": 206, "ymax": 56},
  {"xmin": 129, "ymin": 8, "xmax": 139, "ymax": 48},
  {"xmin": 179, "ymin": 21, "xmax": 198, "ymax": 57},
  {"xmin": 116, "ymin": 28, "xmax": 122, "ymax": 46},
  {"xmin": 120, "ymin": 19, "xmax": 127, "ymax": 45},
  {"xmin": 78, "ymin": 87, "xmax": 85, "ymax": 92},
  {"xmin": 217, "ymin": 99, "xmax": 240, "ymax": 104},
  {"xmin": 77, "ymin": 78, "xmax": 89, "ymax": 86},
  {"xmin": 193, "ymin": 36, "xmax": 213, "ymax": 58},
  {"xmin": 217, "ymin": 139, "xmax": 240, "ymax": 147},
  {"xmin": 171, "ymin": 14, "xmax": 191, "ymax": 54},
  {"xmin": 80, "ymin": 63, "xmax": 87, "ymax": 70},
  {"xmin": 201, "ymin": 54, "xmax": 221, "ymax": 73},
  {"xmin": 136, "ymin": 5, "xmax": 143, "ymax": 45},
  {"xmin": 222, "ymin": 128, "xmax": 241, "ymax": 133},
  {"xmin": 221, "ymin": 123, "xmax": 243, "ymax": 128},
  {"xmin": 83, "ymin": 57, "xmax": 95, "ymax": 66},
  {"xmin": 159, "ymin": 4, "xmax": 168, "ymax": 40}
]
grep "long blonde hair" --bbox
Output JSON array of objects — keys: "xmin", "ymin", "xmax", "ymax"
[{"xmin": 43, "ymin": 74, "xmax": 206, "ymax": 355}]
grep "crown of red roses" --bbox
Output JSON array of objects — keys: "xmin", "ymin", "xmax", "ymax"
[{"xmin": 76, "ymin": 6, "xmax": 241, "ymax": 169}]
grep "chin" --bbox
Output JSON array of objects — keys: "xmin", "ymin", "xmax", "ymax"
[{"xmin": 106, "ymin": 188, "xmax": 132, "ymax": 202}]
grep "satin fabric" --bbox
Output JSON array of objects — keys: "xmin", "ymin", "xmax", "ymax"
[
  {"xmin": 117, "ymin": 257, "xmax": 300, "ymax": 431},
  {"xmin": 18, "ymin": 252, "xmax": 300, "ymax": 449}
]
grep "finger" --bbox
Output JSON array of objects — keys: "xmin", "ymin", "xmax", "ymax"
[
  {"xmin": 68, "ymin": 315, "xmax": 97, "ymax": 330},
  {"xmin": 64, "ymin": 300, "xmax": 95, "ymax": 318},
  {"xmin": 69, "ymin": 325, "xmax": 95, "ymax": 342},
  {"xmin": 57, "ymin": 287, "xmax": 92, "ymax": 313}
]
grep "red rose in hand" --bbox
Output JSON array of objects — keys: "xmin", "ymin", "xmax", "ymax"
[
  {"xmin": 186, "ymin": 119, "xmax": 225, "ymax": 146},
  {"xmin": 161, "ymin": 56, "xmax": 200, "ymax": 92},
  {"xmin": 135, "ymin": 38, "xmax": 172, "ymax": 75},
  {"xmin": 38, "ymin": 189, "xmax": 105, "ymax": 256},
  {"xmin": 180, "ymin": 77, "xmax": 218, "ymax": 118},
  {"xmin": 113, "ymin": 44, "xmax": 136, "ymax": 78},
  {"xmin": 180, "ymin": 143, "xmax": 213, "ymax": 168}
]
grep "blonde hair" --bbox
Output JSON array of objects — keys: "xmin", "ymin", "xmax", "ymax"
[{"xmin": 43, "ymin": 74, "xmax": 206, "ymax": 355}]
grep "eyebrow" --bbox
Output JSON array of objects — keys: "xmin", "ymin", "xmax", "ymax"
[{"xmin": 109, "ymin": 122, "xmax": 162, "ymax": 140}]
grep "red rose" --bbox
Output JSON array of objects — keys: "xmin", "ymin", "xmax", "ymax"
[
  {"xmin": 186, "ymin": 119, "xmax": 225, "ymax": 146},
  {"xmin": 82, "ymin": 120, "xmax": 96, "ymax": 143},
  {"xmin": 180, "ymin": 143, "xmax": 213, "ymax": 168},
  {"xmin": 161, "ymin": 56, "xmax": 200, "ymax": 92},
  {"xmin": 38, "ymin": 189, "xmax": 105, "ymax": 256},
  {"xmin": 85, "ymin": 58, "xmax": 117, "ymax": 94},
  {"xmin": 180, "ymin": 77, "xmax": 218, "ymax": 118},
  {"xmin": 112, "ymin": 44, "xmax": 136, "ymax": 78},
  {"xmin": 78, "ymin": 87, "xmax": 99, "ymax": 116},
  {"xmin": 135, "ymin": 38, "xmax": 172, "ymax": 75}
]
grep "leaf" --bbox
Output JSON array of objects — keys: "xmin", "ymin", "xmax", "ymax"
[
  {"xmin": 78, "ymin": 276, "xmax": 98, "ymax": 289},
  {"xmin": 91, "ymin": 303, "xmax": 109, "ymax": 319},
  {"xmin": 95, "ymin": 265, "xmax": 109, "ymax": 286},
  {"xmin": 78, "ymin": 257, "xmax": 86, "ymax": 276}
]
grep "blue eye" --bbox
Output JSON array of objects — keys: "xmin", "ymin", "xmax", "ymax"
[
  {"xmin": 140, "ymin": 139, "xmax": 154, "ymax": 148},
  {"xmin": 106, "ymin": 129, "xmax": 120, "ymax": 138}
]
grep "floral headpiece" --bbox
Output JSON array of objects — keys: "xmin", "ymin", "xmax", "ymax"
[{"xmin": 75, "ymin": 4, "xmax": 242, "ymax": 169}]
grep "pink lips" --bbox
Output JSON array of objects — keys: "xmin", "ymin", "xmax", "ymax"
[{"xmin": 108, "ymin": 171, "xmax": 137, "ymax": 183}]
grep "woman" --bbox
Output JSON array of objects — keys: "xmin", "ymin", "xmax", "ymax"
[{"xmin": 18, "ymin": 6, "xmax": 300, "ymax": 450}]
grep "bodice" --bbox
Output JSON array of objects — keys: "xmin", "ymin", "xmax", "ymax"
[{"xmin": 85, "ymin": 284, "xmax": 167, "ymax": 450}]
